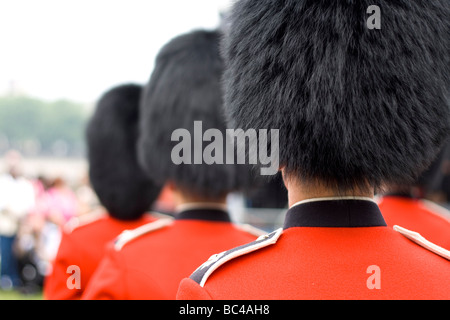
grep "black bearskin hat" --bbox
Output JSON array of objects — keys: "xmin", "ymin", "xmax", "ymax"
[
  {"xmin": 86, "ymin": 84, "xmax": 162, "ymax": 220},
  {"xmin": 138, "ymin": 30, "xmax": 254, "ymax": 198},
  {"xmin": 223, "ymin": 0, "xmax": 450, "ymax": 192}
]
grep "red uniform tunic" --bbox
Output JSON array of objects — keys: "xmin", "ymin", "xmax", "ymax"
[
  {"xmin": 378, "ymin": 196, "xmax": 450, "ymax": 250},
  {"xmin": 177, "ymin": 199, "xmax": 450, "ymax": 300},
  {"xmin": 82, "ymin": 207, "xmax": 261, "ymax": 300},
  {"xmin": 43, "ymin": 212, "xmax": 157, "ymax": 300}
]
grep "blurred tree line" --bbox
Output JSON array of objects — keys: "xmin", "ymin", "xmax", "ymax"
[{"xmin": 0, "ymin": 95, "xmax": 89, "ymax": 158}]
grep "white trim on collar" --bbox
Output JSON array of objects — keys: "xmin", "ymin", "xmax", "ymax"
[
  {"xmin": 176, "ymin": 202, "xmax": 228, "ymax": 213},
  {"xmin": 290, "ymin": 196, "xmax": 376, "ymax": 209}
]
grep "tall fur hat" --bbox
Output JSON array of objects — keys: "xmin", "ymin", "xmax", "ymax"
[
  {"xmin": 223, "ymin": 0, "xmax": 450, "ymax": 192},
  {"xmin": 138, "ymin": 30, "xmax": 254, "ymax": 198},
  {"xmin": 86, "ymin": 84, "xmax": 162, "ymax": 220}
]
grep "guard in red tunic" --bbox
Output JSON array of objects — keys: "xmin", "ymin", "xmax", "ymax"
[
  {"xmin": 177, "ymin": 0, "xmax": 450, "ymax": 300},
  {"xmin": 44, "ymin": 84, "xmax": 162, "ymax": 300},
  {"xmin": 378, "ymin": 143, "xmax": 450, "ymax": 250},
  {"xmin": 82, "ymin": 30, "xmax": 263, "ymax": 300}
]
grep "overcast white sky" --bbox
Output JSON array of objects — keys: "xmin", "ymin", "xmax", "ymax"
[{"xmin": 0, "ymin": 0, "xmax": 232, "ymax": 105}]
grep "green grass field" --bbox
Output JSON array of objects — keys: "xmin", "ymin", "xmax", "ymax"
[{"xmin": 0, "ymin": 290, "xmax": 43, "ymax": 300}]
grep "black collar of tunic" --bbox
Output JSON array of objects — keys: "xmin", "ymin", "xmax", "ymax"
[
  {"xmin": 176, "ymin": 208, "xmax": 231, "ymax": 223},
  {"xmin": 284, "ymin": 199, "xmax": 387, "ymax": 230}
]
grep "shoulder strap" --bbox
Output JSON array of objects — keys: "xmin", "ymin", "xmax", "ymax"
[
  {"xmin": 394, "ymin": 225, "xmax": 450, "ymax": 261},
  {"xmin": 190, "ymin": 228, "xmax": 283, "ymax": 287},
  {"xmin": 114, "ymin": 218, "xmax": 173, "ymax": 251},
  {"xmin": 63, "ymin": 209, "xmax": 106, "ymax": 234}
]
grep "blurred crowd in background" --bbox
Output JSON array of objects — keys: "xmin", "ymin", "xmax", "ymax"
[{"xmin": 0, "ymin": 150, "xmax": 98, "ymax": 293}]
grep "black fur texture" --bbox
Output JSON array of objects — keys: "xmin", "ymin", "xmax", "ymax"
[
  {"xmin": 86, "ymin": 84, "xmax": 162, "ymax": 220},
  {"xmin": 223, "ymin": 0, "xmax": 450, "ymax": 192},
  {"xmin": 138, "ymin": 30, "xmax": 254, "ymax": 198}
]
